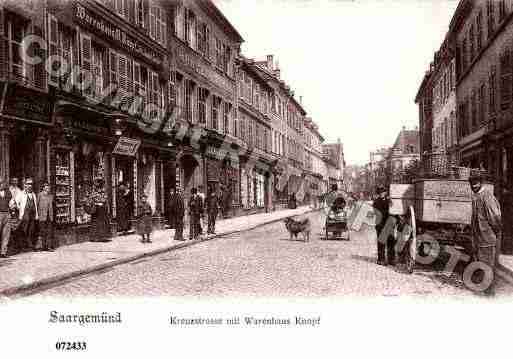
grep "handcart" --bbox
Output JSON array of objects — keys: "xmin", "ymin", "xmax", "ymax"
[
  {"xmin": 324, "ymin": 195, "xmax": 350, "ymax": 240},
  {"xmin": 390, "ymin": 178, "xmax": 493, "ymax": 274}
]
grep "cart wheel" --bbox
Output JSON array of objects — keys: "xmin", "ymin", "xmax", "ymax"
[{"xmin": 406, "ymin": 205, "xmax": 417, "ymax": 274}]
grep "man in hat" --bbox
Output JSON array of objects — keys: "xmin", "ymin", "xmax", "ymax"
[
  {"xmin": 469, "ymin": 174, "xmax": 502, "ymax": 296},
  {"xmin": 206, "ymin": 184, "xmax": 220, "ymax": 235},
  {"xmin": 14, "ymin": 178, "xmax": 39, "ymax": 250},
  {"xmin": 372, "ymin": 185, "xmax": 395, "ymax": 266},
  {"xmin": 188, "ymin": 187, "xmax": 203, "ymax": 240},
  {"xmin": 9, "ymin": 178, "xmax": 22, "ymax": 202},
  {"xmin": 0, "ymin": 178, "xmax": 16, "ymax": 258}
]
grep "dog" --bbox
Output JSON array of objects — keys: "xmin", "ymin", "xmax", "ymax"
[{"xmin": 284, "ymin": 217, "xmax": 311, "ymax": 242}]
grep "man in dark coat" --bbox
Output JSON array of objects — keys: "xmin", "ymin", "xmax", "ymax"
[
  {"xmin": 116, "ymin": 183, "xmax": 132, "ymax": 234},
  {"xmin": 188, "ymin": 188, "xmax": 203, "ymax": 240},
  {"xmin": 169, "ymin": 188, "xmax": 185, "ymax": 241},
  {"xmin": 372, "ymin": 185, "xmax": 395, "ymax": 266},
  {"xmin": 469, "ymin": 174, "xmax": 502, "ymax": 296},
  {"xmin": 206, "ymin": 186, "xmax": 220, "ymax": 234}
]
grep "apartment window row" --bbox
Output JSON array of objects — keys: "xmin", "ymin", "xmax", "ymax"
[
  {"xmin": 47, "ymin": 12, "xmax": 166, "ymax": 118},
  {"xmin": 174, "ymin": 5, "xmax": 233, "ymax": 77},
  {"xmin": 172, "ymin": 75, "xmax": 233, "ymax": 135},
  {"xmin": 458, "ymin": 1, "xmax": 509, "ymax": 77},
  {"xmin": 103, "ymin": 0, "xmax": 166, "ymax": 46}
]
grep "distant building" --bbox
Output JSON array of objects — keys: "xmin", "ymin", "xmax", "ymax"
[
  {"xmin": 385, "ymin": 127, "xmax": 421, "ymax": 184},
  {"xmin": 322, "ymin": 139, "xmax": 345, "ymax": 190}
]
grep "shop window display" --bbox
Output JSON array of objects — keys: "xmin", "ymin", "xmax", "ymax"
[
  {"xmin": 75, "ymin": 148, "xmax": 106, "ymax": 224},
  {"xmin": 55, "ymin": 151, "xmax": 71, "ymax": 225}
]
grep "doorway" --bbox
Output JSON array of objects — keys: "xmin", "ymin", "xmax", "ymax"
[{"xmin": 115, "ymin": 156, "xmax": 135, "ymax": 220}]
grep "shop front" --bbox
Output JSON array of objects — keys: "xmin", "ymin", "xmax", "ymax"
[{"xmin": 0, "ymin": 82, "xmax": 54, "ymax": 191}]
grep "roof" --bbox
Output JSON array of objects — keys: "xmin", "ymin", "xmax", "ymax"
[
  {"xmin": 199, "ymin": 0, "xmax": 244, "ymax": 43},
  {"xmin": 391, "ymin": 129, "xmax": 420, "ymax": 154}
]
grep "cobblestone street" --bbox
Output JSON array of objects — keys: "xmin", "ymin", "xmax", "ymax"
[{"xmin": 31, "ymin": 212, "xmax": 513, "ymax": 298}]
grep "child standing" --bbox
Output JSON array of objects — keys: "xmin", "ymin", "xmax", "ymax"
[{"xmin": 138, "ymin": 194, "xmax": 153, "ymax": 243}]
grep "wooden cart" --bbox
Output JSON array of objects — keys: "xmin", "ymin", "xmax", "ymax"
[{"xmin": 389, "ymin": 179, "xmax": 493, "ymax": 274}]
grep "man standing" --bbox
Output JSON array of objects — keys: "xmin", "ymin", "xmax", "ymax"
[
  {"xmin": 0, "ymin": 179, "xmax": 15, "ymax": 258},
  {"xmin": 37, "ymin": 182, "xmax": 56, "ymax": 251},
  {"xmin": 169, "ymin": 187, "xmax": 185, "ymax": 241},
  {"xmin": 469, "ymin": 174, "xmax": 502, "ymax": 296},
  {"xmin": 188, "ymin": 188, "xmax": 203, "ymax": 240},
  {"xmin": 206, "ymin": 185, "xmax": 220, "ymax": 235},
  {"xmin": 372, "ymin": 185, "xmax": 395, "ymax": 266},
  {"xmin": 197, "ymin": 185, "xmax": 206, "ymax": 234},
  {"xmin": 15, "ymin": 178, "xmax": 39, "ymax": 251}
]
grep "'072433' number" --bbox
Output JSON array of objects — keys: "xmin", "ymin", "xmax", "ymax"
[{"xmin": 55, "ymin": 342, "xmax": 87, "ymax": 351}]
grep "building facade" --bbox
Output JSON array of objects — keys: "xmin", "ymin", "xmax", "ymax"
[
  {"xmin": 1, "ymin": 0, "xmax": 174, "ymax": 244},
  {"xmin": 451, "ymin": 0, "xmax": 513, "ymax": 252},
  {"xmin": 385, "ymin": 127, "xmax": 421, "ymax": 184},
  {"xmin": 167, "ymin": 0, "xmax": 243, "ymax": 217}
]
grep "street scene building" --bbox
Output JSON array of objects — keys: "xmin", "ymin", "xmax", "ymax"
[
  {"xmin": 2, "ymin": 0, "xmax": 513, "ymax": 308},
  {"xmin": 416, "ymin": 0, "xmax": 513, "ymax": 253},
  {"xmin": 0, "ymin": 0, "xmax": 346, "ymax": 253}
]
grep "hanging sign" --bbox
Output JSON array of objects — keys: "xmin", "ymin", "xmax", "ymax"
[{"xmin": 113, "ymin": 137, "xmax": 141, "ymax": 156}]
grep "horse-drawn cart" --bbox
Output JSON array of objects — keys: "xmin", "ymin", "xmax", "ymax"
[{"xmin": 390, "ymin": 178, "xmax": 493, "ymax": 273}]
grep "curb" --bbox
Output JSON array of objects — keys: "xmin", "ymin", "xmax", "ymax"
[{"xmin": 1, "ymin": 208, "xmax": 318, "ymax": 298}]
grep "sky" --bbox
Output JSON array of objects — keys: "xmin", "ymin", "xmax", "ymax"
[{"xmin": 215, "ymin": 0, "xmax": 459, "ymax": 165}]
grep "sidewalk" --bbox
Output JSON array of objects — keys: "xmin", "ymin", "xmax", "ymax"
[{"xmin": 0, "ymin": 206, "xmax": 315, "ymax": 297}]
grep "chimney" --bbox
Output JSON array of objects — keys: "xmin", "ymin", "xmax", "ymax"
[
  {"xmin": 266, "ymin": 55, "xmax": 273, "ymax": 71},
  {"xmin": 402, "ymin": 125, "xmax": 406, "ymax": 131},
  {"xmin": 300, "ymin": 96, "xmax": 303, "ymax": 105},
  {"xmin": 274, "ymin": 58, "xmax": 280, "ymax": 78}
]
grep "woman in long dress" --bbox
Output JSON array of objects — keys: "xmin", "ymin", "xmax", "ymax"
[{"xmin": 90, "ymin": 183, "xmax": 111, "ymax": 242}]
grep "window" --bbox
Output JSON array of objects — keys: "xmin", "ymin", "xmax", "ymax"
[
  {"xmin": 223, "ymin": 44, "xmax": 231, "ymax": 74},
  {"xmin": 59, "ymin": 26, "xmax": 77, "ymax": 89},
  {"xmin": 91, "ymin": 44, "xmax": 105, "ymax": 98},
  {"xmin": 134, "ymin": 62, "xmax": 148, "ymax": 98},
  {"xmin": 197, "ymin": 88, "xmax": 207, "ymax": 125},
  {"xmin": 471, "ymin": 90, "xmax": 477, "ymax": 131},
  {"xmin": 211, "ymin": 96, "xmax": 220, "ymax": 130},
  {"xmin": 487, "ymin": 0, "xmax": 495, "ymax": 39},
  {"xmin": 197, "ymin": 23, "xmax": 207, "ymax": 55},
  {"xmin": 477, "ymin": 11, "xmax": 483, "ymax": 52},
  {"xmin": 261, "ymin": 90, "xmax": 268, "ymax": 114},
  {"xmin": 270, "ymin": 93, "xmax": 276, "ymax": 113},
  {"xmin": 149, "ymin": 3, "xmax": 166, "ymax": 46},
  {"xmin": 215, "ymin": 38, "xmax": 223, "ymax": 69},
  {"xmin": 480, "ymin": 83, "xmax": 486, "ymax": 126},
  {"xmin": 175, "ymin": 5, "xmax": 185, "ymax": 39},
  {"xmin": 500, "ymin": 49, "xmax": 511, "ymax": 109},
  {"xmin": 489, "ymin": 67, "xmax": 496, "ymax": 115},
  {"xmin": 253, "ymin": 85, "xmax": 259, "ymax": 109},
  {"xmin": 135, "ymin": 0, "xmax": 146, "ymax": 28},
  {"xmin": 245, "ymin": 75, "xmax": 252, "ymax": 103},
  {"xmin": 499, "ymin": 0, "xmax": 507, "ymax": 22},
  {"xmin": 115, "ymin": 0, "xmax": 129, "ymax": 19},
  {"xmin": 223, "ymin": 102, "xmax": 231, "ymax": 134},
  {"xmin": 461, "ymin": 38, "xmax": 467, "ymax": 70},
  {"xmin": 5, "ymin": 12, "xmax": 29, "ymax": 81},
  {"xmin": 469, "ymin": 25, "xmax": 474, "ymax": 61},
  {"xmin": 185, "ymin": 80, "xmax": 194, "ymax": 122}
]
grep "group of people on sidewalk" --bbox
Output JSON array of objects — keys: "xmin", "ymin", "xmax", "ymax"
[
  {"xmin": 167, "ymin": 185, "xmax": 229, "ymax": 242},
  {"xmin": 0, "ymin": 177, "xmax": 56, "ymax": 258},
  {"xmin": 372, "ymin": 173, "xmax": 502, "ymax": 296}
]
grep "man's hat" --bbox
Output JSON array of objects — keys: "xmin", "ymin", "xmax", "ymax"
[
  {"xmin": 376, "ymin": 185, "xmax": 386, "ymax": 194},
  {"xmin": 24, "ymin": 178, "xmax": 34, "ymax": 184}
]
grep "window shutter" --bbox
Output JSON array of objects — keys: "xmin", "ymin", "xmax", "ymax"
[
  {"xmin": 127, "ymin": 0, "xmax": 134, "ymax": 23},
  {"xmin": 32, "ymin": 24, "xmax": 47, "ymax": 90},
  {"xmin": 0, "ymin": 9, "xmax": 6, "ymax": 79},
  {"xmin": 47, "ymin": 13, "xmax": 59, "ymax": 87},
  {"xmin": 109, "ymin": 49, "xmax": 118, "ymax": 88},
  {"xmin": 149, "ymin": 3, "xmax": 156, "ymax": 40},
  {"xmin": 80, "ymin": 32, "xmax": 92, "ymax": 95}
]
